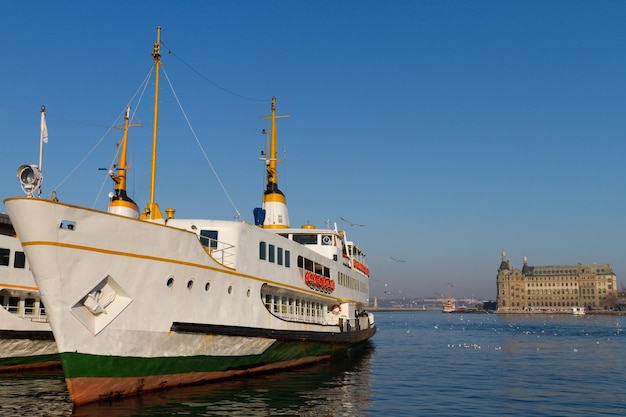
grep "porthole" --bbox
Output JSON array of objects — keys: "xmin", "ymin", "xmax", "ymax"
[
  {"xmin": 205, "ymin": 282, "xmax": 211, "ymax": 292},
  {"xmin": 187, "ymin": 279, "xmax": 194, "ymax": 290},
  {"xmin": 246, "ymin": 288, "xmax": 251, "ymax": 297},
  {"xmin": 228, "ymin": 285, "xmax": 233, "ymax": 295},
  {"xmin": 167, "ymin": 277, "xmax": 174, "ymax": 288}
]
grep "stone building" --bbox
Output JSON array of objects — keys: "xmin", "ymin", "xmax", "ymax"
[{"xmin": 496, "ymin": 251, "xmax": 618, "ymax": 313}]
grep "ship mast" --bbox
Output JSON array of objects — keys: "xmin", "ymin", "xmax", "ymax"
[
  {"xmin": 108, "ymin": 106, "xmax": 140, "ymax": 218},
  {"xmin": 141, "ymin": 25, "xmax": 164, "ymax": 220},
  {"xmin": 260, "ymin": 97, "xmax": 290, "ymax": 228}
]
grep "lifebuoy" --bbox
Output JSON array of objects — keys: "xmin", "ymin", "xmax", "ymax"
[{"xmin": 331, "ymin": 304, "xmax": 341, "ymax": 315}]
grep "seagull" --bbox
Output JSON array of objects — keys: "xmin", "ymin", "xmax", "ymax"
[
  {"xmin": 340, "ymin": 217, "xmax": 364, "ymax": 227},
  {"xmin": 390, "ymin": 257, "xmax": 406, "ymax": 263}
]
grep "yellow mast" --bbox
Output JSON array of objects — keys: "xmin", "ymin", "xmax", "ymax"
[
  {"xmin": 260, "ymin": 97, "xmax": 290, "ymax": 228},
  {"xmin": 108, "ymin": 106, "xmax": 140, "ymax": 217},
  {"xmin": 112, "ymin": 107, "xmax": 140, "ymax": 193},
  {"xmin": 141, "ymin": 26, "xmax": 163, "ymax": 220}
]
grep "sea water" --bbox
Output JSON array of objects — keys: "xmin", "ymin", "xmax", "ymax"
[{"xmin": 0, "ymin": 311, "xmax": 624, "ymax": 416}]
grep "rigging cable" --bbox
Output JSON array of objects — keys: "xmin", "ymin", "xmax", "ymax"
[
  {"xmin": 51, "ymin": 66, "xmax": 154, "ymax": 198},
  {"xmin": 162, "ymin": 41, "xmax": 268, "ymax": 103},
  {"xmin": 90, "ymin": 71, "xmax": 152, "ymax": 208},
  {"xmin": 161, "ymin": 65, "xmax": 242, "ymax": 220}
]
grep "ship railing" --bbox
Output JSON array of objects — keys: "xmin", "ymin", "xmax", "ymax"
[
  {"xmin": 2, "ymin": 304, "xmax": 50, "ymax": 323},
  {"xmin": 338, "ymin": 314, "xmax": 372, "ymax": 333},
  {"xmin": 205, "ymin": 239, "xmax": 236, "ymax": 269}
]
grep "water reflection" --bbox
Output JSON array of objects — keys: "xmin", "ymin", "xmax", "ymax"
[{"xmin": 72, "ymin": 342, "xmax": 375, "ymax": 417}]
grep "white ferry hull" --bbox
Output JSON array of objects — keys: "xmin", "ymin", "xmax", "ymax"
[
  {"xmin": 0, "ymin": 222, "xmax": 57, "ymax": 371},
  {"xmin": 6, "ymin": 197, "xmax": 375, "ymax": 404}
]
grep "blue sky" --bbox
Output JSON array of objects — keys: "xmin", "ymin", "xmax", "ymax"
[{"xmin": 2, "ymin": 1, "xmax": 626, "ymax": 300}]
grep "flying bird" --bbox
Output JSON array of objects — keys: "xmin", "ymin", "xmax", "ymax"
[
  {"xmin": 340, "ymin": 217, "xmax": 364, "ymax": 227},
  {"xmin": 390, "ymin": 257, "xmax": 406, "ymax": 263}
]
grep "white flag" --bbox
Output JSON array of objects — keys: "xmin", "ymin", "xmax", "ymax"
[{"xmin": 40, "ymin": 108, "xmax": 48, "ymax": 143}]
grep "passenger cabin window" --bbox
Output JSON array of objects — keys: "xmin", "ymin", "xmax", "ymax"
[
  {"xmin": 0, "ymin": 248, "xmax": 9, "ymax": 266},
  {"xmin": 14, "ymin": 251, "xmax": 26, "ymax": 269},
  {"xmin": 8, "ymin": 297, "xmax": 19, "ymax": 313},
  {"xmin": 293, "ymin": 234, "xmax": 317, "ymax": 245},
  {"xmin": 269, "ymin": 244, "xmax": 275, "ymax": 263},
  {"xmin": 24, "ymin": 298, "xmax": 35, "ymax": 315},
  {"xmin": 259, "ymin": 241, "xmax": 267, "ymax": 260},
  {"xmin": 200, "ymin": 230, "xmax": 218, "ymax": 249}
]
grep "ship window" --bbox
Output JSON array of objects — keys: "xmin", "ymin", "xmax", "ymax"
[
  {"xmin": 205, "ymin": 282, "xmax": 211, "ymax": 292},
  {"xmin": 285, "ymin": 250, "xmax": 291, "ymax": 268},
  {"xmin": 269, "ymin": 244, "xmax": 275, "ymax": 263},
  {"xmin": 167, "ymin": 277, "xmax": 174, "ymax": 288},
  {"xmin": 228, "ymin": 285, "xmax": 233, "ymax": 295},
  {"xmin": 8, "ymin": 297, "xmax": 19, "ymax": 313},
  {"xmin": 187, "ymin": 279, "xmax": 194, "ymax": 290},
  {"xmin": 200, "ymin": 230, "xmax": 218, "ymax": 249},
  {"xmin": 24, "ymin": 298, "xmax": 35, "ymax": 315},
  {"xmin": 277, "ymin": 247, "xmax": 283, "ymax": 265},
  {"xmin": 60, "ymin": 220, "xmax": 76, "ymax": 230},
  {"xmin": 292, "ymin": 234, "xmax": 317, "ymax": 245},
  {"xmin": 247, "ymin": 288, "xmax": 251, "ymax": 297},
  {"xmin": 14, "ymin": 251, "xmax": 26, "ymax": 269},
  {"xmin": 0, "ymin": 248, "xmax": 9, "ymax": 266},
  {"xmin": 259, "ymin": 241, "xmax": 266, "ymax": 260}
]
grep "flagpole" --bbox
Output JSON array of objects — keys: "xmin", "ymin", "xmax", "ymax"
[{"xmin": 39, "ymin": 105, "xmax": 47, "ymax": 171}]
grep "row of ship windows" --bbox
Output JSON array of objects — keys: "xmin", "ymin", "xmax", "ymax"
[
  {"xmin": 259, "ymin": 241, "xmax": 369, "ymax": 295},
  {"xmin": 165, "ymin": 276, "xmax": 252, "ymax": 298},
  {"xmin": 0, "ymin": 295, "xmax": 45, "ymax": 316},
  {"xmin": 259, "ymin": 242, "xmax": 291, "ymax": 267},
  {"xmin": 263, "ymin": 293, "xmax": 326, "ymax": 324},
  {"xmin": 0, "ymin": 248, "xmax": 26, "ymax": 268},
  {"xmin": 338, "ymin": 271, "xmax": 368, "ymax": 293}
]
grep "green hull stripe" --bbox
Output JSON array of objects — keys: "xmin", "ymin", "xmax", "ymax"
[
  {"xmin": 0, "ymin": 353, "xmax": 60, "ymax": 368},
  {"xmin": 61, "ymin": 340, "xmax": 346, "ymax": 378}
]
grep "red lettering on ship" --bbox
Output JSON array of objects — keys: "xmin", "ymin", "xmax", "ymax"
[{"xmin": 304, "ymin": 271, "xmax": 335, "ymax": 293}]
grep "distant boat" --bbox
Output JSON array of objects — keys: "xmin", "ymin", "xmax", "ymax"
[
  {"xmin": 442, "ymin": 298, "xmax": 456, "ymax": 313},
  {"xmin": 6, "ymin": 27, "xmax": 375, "ymax": 406},
  {"xmin": 0, "ymin": 213, "xmax": 58, "ymax": 371},
  {"xmin": 572, "ymin": 307, "xmax": 586, "ymax": 315}
]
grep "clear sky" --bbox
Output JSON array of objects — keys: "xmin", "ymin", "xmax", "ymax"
[{"xmin": 2, "ymin": 1, "xmax": 626, "ymax": 301}]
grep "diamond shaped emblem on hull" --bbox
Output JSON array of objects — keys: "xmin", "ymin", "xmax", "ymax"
[{"xmin": 70, "ymin": 274, "xmax": 133, "ymax": 335}]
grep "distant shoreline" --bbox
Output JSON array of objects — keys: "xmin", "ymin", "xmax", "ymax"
[{"xmin": 368, "ymin": 307, "xmax": 625, "ymax": 315}]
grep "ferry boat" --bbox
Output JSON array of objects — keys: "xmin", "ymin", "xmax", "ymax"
[
  {"xmin": 0, "ymin": 213, "xmax": 58, "ymax": 371},
  {"xmin": 442, "ymin": 298, "xmax": 456, "ymax": 313},
  {"xmin": 5, "ymin": 27, "xmax": 375, "ymax": 405},
  {"xmin": 572, "ymin": 306, "xmax": 586, "ymax": 315}
]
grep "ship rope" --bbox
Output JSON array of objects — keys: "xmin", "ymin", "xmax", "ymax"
[
  {"xmin": 161, "ymin": 65, "xmax": 242, "ymax": 220},
  {"xmin": 162, "ymin": 42, "xmax": 267, "ymax": 103},
  {"xmin": 51, "ymin": 66, "xmax": 154, "ymax": 202}
]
